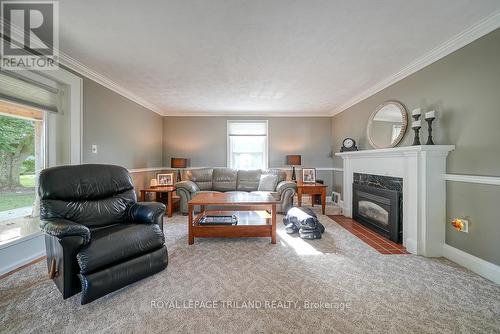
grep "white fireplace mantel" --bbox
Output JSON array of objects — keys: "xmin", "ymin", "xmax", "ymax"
[{"xmin": 335, "ymin": 145, "xmax": 455, "ymax": 257}]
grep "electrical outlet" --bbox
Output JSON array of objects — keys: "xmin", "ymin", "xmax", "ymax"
[
  {"xmin": 451, "ymin": 218, "xmax": 469, "ymax": 233},
  {"xmin": 91, "ymin": 144, "xmax": 98, "ymax": 154}
]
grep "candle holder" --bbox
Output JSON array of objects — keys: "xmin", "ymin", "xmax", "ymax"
[
  {"xmin": 425, "ymin": 117, "xmax": 435, "ymax": 145},
  {"xmin": 412, "ymin": 113, "xmax": 421, "ymax": 122},
  {"xmin": 412, "ymin": 125, "xmax": 421, "ymax": 146}
]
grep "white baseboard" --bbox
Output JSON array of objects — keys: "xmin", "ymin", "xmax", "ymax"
[
  {"xmin": 443, "ymin": 244, "xmax": 500, "ymax": 284},
  {"xmin": 404, "ymin": 238, "xmax": 418, "ymax": 255},
  {"xmin": 0, "ymin": 234, "xmax": 46, "ymax": 276}
]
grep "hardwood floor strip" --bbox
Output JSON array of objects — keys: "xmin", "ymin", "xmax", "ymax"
[{"xmin": 0, "ymin": 256, "xmax": 46, "ymax": 280}]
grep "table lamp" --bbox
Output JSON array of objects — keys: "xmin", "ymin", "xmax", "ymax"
[
  {"xmin": 286, "ymin": 155, "xmax": 301, "ymax": 181},
  {"xmin": 171, "ymin": 157, "xmax": 187, "ymax": 183}
]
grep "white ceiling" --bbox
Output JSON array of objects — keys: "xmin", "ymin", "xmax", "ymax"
[{"xmin": 58, "ymin": 0, "xmax": 500, "ymax": 116}]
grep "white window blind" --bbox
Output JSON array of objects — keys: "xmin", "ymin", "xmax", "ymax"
[
  {"xmin": 0, "ymin": 70, "xmax": 61, "ymax": 113},
  {"xmin": 227, "ymin": 120, "xmax": 268, "ymax": 170}
]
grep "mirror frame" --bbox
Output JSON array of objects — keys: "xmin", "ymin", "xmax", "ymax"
[{"xmin": 367, "ymin": 100, "xmax": 408, "ymax": 149}]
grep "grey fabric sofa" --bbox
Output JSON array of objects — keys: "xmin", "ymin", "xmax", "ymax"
[{"xmin": 175, "ymin": 168, "xmax": 296, "ymax": 214}]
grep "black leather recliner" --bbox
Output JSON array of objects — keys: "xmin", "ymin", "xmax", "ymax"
[{"xmin": 39, "ymin": 164, "xmax": 168, "ymax": 304}]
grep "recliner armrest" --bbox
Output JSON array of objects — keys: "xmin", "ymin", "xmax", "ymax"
[
  {"xmin": 276, "ymin": 181, "xmax": 297, "ymax": 196},
  {"xmin": 175, "ymin": 180, "xmax": 200, "ymax": 193},
  {"xmin": 40, "ymin": 218, "xmax": 91, "ymax": 244},
  {"xmin": 127, "ymin": 202, "xmax": 166, "ymax": 225}
]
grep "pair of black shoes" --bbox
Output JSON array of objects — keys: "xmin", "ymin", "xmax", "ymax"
[{"xmin": 283, "ymin": 207, "xmax": 325, "ymax": 240}]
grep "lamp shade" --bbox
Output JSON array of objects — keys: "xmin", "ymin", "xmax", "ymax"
[
  {"xmin": 286, "ymin": 155, "xmax": 301, "ymax": 166},
  {"xmin": 171, "ymin": 157, "xmax": 187, "ymax": 168}
]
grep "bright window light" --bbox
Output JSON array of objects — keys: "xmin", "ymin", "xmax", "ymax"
[{"xmin": 227, "ymin": 120, "xmax": 268, "ymax": 169}]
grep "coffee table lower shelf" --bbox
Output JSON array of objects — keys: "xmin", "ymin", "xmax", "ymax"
[{"xmin": 188, "ymin": 210, "xmax": 276, "ymax": 244}]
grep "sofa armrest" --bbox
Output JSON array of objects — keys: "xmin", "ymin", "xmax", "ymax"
[
  {"xmin": 175, "ymin": 180, "xmax": 200, "ymax": 193},
  {"xmin": 40, "ymin": 218, "xmax": 91, "ymax": 244},
  {"xmin": 276, "ymin": 181, "xmax": 297, "ymax": 196},
  {"xmin": 276, "ymin": 181, "xmax": 297, "ymax": 214},
  {"xmin": 127, "ymin": 202, "xmax": 166, "ymax": 226},
  {"xmin": 175, "ymin": 181, "xmax": 199, "ymax": 214}
]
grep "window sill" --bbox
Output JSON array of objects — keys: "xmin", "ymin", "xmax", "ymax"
[{"xmin": 0, "ymin": 215, "xmax": 41, "ymax": 249}]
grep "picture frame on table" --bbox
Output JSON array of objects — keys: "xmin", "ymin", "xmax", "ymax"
[
  {"xmin": 157, "ymin": 173, "xmax": 174, "ymax": 186},
  {"xmin": 302, "ymin": 168, "xmax": 316, "ymax": 183},
  {"xmin": 332, "ymin": 191, "xmax": 341, "ymax": 205}
]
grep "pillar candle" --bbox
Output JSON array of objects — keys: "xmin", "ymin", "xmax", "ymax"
[
  {"xmin": 425, "ymin": 110, "xmax": 436, "ymax": 119},
  {"xmin": 412, "ymin": 108, "xmax": 421, "ymax": 116}
]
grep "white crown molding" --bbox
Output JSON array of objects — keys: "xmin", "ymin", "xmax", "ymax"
[
  {"xmin": 0, "ymin": 17, "xmax": 166, "ymax": 116},
  {"xmin": 62, "ymin": 9, "xmax": 500, "ymax": 118},
  {"xmin": 330, "ymin": 10, "xmax": 500, "ymax": 116},
  {"xmin": 58, "ymin": 53, "xmax": 166, "ymax": 115},
  {"xmin": 163, "ymin": 111, "xmax": 330, "ymax": 117},
  {"xmin": 4, "ymin": 11, "xmax": 499, "ymax": 118}
]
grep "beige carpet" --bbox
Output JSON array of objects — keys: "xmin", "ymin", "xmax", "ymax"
[{"xmin": 1, "ymin": 209, "xmax": 499, "ymax": 333}]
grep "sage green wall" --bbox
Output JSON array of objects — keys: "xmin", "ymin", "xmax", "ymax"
[
  {"xmin": 82, "ymin": 77, "xmax": 163, "ymax": 169},
  {"xmin": 331, "ymin": 28, "xmax": 500, "ymax": 265},
  {"xmin": 163, "ymin": 116, "xmax": 334, "ymax": 193}
]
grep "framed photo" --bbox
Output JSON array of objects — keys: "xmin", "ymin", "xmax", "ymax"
[
  {"xmin": 331, "ymin": 191, "xmax": 341, "ymax": 205},
  {"xmin": 302, "ymin": 168, "xmax": 316, "ymax": 183},
  {"xmin": 157, "ymin": 173, "xmax": 174, "ymax": 186}
]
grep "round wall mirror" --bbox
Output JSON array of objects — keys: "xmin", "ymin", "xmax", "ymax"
[{"xmin": 367, "ymin": 101, "xmax": 408, "ymax": 149}]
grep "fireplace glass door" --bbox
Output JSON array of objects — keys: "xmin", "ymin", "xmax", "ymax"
[{"xmin": 353, "ymin": 183, "xmax": 401, "ymax": 243}]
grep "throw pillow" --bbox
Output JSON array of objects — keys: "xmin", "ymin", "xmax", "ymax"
[{"xmin": 258, "ymin": 174, "xmax": 278, "ymax": 191}]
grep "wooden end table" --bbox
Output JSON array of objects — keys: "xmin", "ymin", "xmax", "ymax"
[
  {"xmin": 140, "ymin": 186, "xmax": 176, "ymax": 217},
  {"xmin": 296, "ymin": 182, "xmax": 328, "ymax": 214},
  {"xmin": 187, "ymin": 192, "xmax": 279, "ymax": 245}
]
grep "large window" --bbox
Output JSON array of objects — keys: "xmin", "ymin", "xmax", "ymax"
[
  {"xmin": 0, "ymin": 68, "xmax": 81, "ymax": 247},
  {"xmin": 227, "ymin": 120, "xmax": 268, "ymax": 170},
  {"xmin": 0, "ymin": 101, "xmax": 45, "ymax": 245}
]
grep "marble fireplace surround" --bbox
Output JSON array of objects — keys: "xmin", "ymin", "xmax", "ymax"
[{"xmin": 336, "ymin": 145, "xmax": 455, "ymax": 257}]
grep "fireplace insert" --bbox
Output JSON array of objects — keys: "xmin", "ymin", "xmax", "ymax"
[{"xmin": 352, "ymin": 183, "xmax": 402, "ymax": 243}]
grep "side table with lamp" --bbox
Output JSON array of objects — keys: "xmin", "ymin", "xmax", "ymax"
[
  {"xmin": 171, "ymin": 157, "xmax": 188, "ymax": 182},
  {"xmin": 286, "ymin": 155, "xmax": 301, "ymax": 181}
]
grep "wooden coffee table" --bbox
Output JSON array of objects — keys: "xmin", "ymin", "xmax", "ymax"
[{"xmin": 187, "ymin": 192, "xmax": 279, "ymax": 245}]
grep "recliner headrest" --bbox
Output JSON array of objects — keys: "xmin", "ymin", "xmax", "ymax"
[{"xmin": 39, "ymin": 164, "xmax": 134, "ymax": 200}]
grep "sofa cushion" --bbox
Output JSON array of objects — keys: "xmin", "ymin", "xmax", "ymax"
[
  {"xmin": 225, "ymin": 191, "xmax": 249, "ymax": 196},
  {"xmin": 262, "ymin": 169, "xmax": 287, "ymax": 184},
  {"xmin": 196, "ymin": 190, "xmax": 223, "ymax": 194},
  {"xmin": 213, "ymin": 168, "xmax": 237, "ymax": 192},
  {"xmin": 250, "ymin": 191, "xmax": 279, "ymax": 200},
  {"xmin": 237, "ymin": 170, "xmax": 261, "ymax": 191},
  {"xmin": 77, "ymin": 223, "xmax": 164, "ymax": 274},
  {"xmin": 258, "ymin": 174, "xmax": 278, "ymax": 191},
  {"xmin": 187, "ymin": 168, "xmax": 213, "ymax": 190}
]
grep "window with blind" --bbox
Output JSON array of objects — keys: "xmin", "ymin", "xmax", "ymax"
[
  {"xmin": 0, "ymin": 69, "xmax": 61, "ymax": 245},
  {"xmin": 0, "ymin": 70, "xmax": 61, "ymax": 113},
  {"xmin": 227, "ymin": 120, "xmax": 268, "ymax": 170}
]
